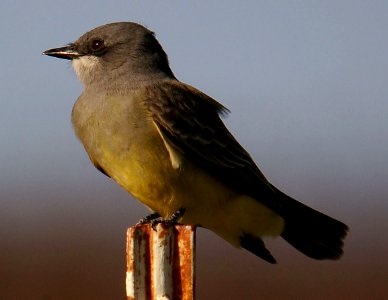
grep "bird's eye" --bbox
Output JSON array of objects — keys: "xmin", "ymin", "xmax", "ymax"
[{"xmin": 91, "ymin": 39, "xmax": 104, "ymax": 52}]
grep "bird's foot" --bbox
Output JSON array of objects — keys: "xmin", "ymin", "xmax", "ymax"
[
  {"xmin": 136, "ymin": 212, "xmax": 161, "ymax": 226},
  {"xmin": 148, "ymin": 208, "xmax": 186, "ymax": 231}
]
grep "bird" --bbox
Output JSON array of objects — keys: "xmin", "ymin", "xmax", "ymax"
[{"xmin": 43, "ymin": 22, "xmax": 348, "ymax": 263}]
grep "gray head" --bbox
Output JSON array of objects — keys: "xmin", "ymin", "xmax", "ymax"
[{"xmin": 43, "ymin": 22, "xmax": 175, "ymax": 88}]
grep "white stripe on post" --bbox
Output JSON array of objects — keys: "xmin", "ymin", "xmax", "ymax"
[{"xmin": 152, "ymin": 224, "xmax": 173, "ymax": 298}]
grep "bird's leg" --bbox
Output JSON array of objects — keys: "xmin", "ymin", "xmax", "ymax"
[
  {"xmin": 164, "ymin": 208, "xmax": 186, "ymax": 224},
  {"xmin": 136, "ymin": 212, "xmax": 161, "ymax": 226},
  {"xmin": 150, "ymin": 208, "xmax": 187, "ymax": 230}
]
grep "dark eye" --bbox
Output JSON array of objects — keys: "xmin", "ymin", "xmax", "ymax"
[{"xmin": 91, "ymin": 39, "xmax": 104, "ymax": 52}]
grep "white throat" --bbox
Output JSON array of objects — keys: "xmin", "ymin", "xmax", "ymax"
[{"xmin": 72, "ymin": 56, "xmax": 100, "ymax": 86}]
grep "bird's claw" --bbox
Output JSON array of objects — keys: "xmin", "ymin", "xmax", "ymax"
[
  {"xmin": 137, "ymin": 208, "xmax": 186, "ymax": 231},
  {"xmin": 136, "ymin": 212, "xmax": 161, "ymax": 226}
]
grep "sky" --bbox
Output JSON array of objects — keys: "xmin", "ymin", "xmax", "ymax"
[{"xmin": 1, "ymin": 1, "xmax": 388, "ymax": 299}]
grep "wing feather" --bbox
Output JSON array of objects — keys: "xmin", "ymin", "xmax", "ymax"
[{"xmin": 143, "ymin": 80, "xmax": 279, "ymax": 210}]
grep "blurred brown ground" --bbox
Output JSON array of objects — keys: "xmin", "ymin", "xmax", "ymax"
[{"xmin": 1, "ymin": 180, "xmax": 387, "ymax": 300}]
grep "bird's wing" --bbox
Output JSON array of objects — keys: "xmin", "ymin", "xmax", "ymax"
[{"xmin": 143, "ymin": 80, "xmax": 279, "ymax": 209}]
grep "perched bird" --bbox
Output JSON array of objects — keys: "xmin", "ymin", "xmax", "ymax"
[{"xmin": 43, "ymin": 22, "xmax": 348, "ymax": 263}]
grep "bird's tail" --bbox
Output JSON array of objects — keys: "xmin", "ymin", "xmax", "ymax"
[{"xmin": 272, "ymin": 186, "xmax": 348, "ymax": 260}]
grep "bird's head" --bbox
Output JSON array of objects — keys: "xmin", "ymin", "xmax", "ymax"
[{"xmin": 43, "ymin": 22, "xmax": 175, "ymax": 88}]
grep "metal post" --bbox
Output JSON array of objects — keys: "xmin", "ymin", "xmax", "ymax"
[{"xmin": 126, "ymin": 224, "xmax": 196, "ymax": 300}]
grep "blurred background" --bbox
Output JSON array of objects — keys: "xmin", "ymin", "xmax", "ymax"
[{"xmin": 1, "ymin": 1, "xmax": 388, "ymax": 299}]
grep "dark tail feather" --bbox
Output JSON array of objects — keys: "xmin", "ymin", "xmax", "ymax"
[
  {"xmin": 273, "ymin": 186, "xmax": 349, "ymax": 260},
  {"xmin": 240, "ymin": 233, "xmax": 277, "ymax": 264}
]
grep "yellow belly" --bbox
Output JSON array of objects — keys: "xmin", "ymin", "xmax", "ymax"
[
  {"xmin": 98, "ymin": 128, "xmax": 181, "ymax": 215},
  {"xmin": 72, "ymin": 91, "xmax": 183, "ymax": 215}
]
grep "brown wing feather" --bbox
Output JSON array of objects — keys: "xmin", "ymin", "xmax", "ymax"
[{"xmin": 143, "ymin": 80, "xmax": 279, "ymax": 210}]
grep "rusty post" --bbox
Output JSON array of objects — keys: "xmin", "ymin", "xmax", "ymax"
[{"xmin": 126, "ymin": 224, "xmax": 196, "ymax": 300}]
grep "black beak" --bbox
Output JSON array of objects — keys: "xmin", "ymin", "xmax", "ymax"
[{"xmin": 43, "ymin": 44, "xmax": 81, "ymax": 60}]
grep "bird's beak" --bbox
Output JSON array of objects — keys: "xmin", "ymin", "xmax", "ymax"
[{"xmin": 43, "ymin": 44, "xmax": 81, "ymax": 60}]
